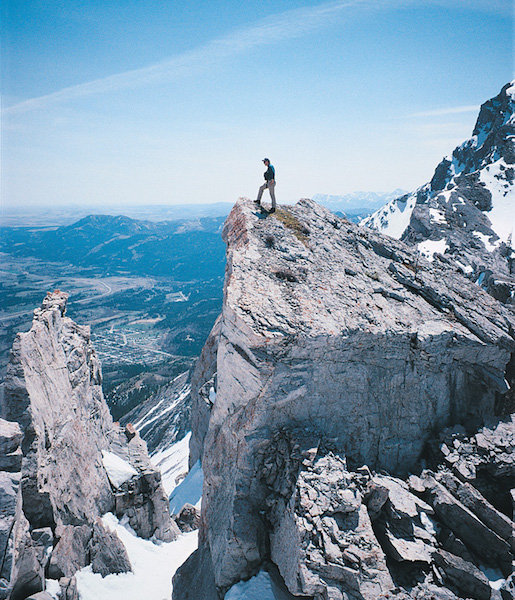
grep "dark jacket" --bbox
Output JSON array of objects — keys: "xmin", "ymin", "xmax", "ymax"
[{"xmin": 264, "ymin": 165, "xmax": 275, "ymax": 181}]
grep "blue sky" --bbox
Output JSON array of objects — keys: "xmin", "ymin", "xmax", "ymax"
[{"xmin": 1, "ymin": 0, "xmax": 513, "ymax": 207}]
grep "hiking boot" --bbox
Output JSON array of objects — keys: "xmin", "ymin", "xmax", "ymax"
[
  {"xmin": 269, "ymin": 207, "xmax": 276, "ymax": 213},
  {"xmin": 253, "ymin": 200, "xmax": 261, "ymax": 205}
]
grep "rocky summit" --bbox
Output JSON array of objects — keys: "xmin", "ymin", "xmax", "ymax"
[
  {"xmin": 0, "ymin": 291, "xmax": 178, "ymax": 600},
  {"xmin": 364, "ymin": 81, "xmax": 515, "ymax": 304},
  {"xmin": 174, "ymin": 198, "xmax": 515, "ymax": 599}
]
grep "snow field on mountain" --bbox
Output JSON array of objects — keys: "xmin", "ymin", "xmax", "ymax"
[
  {"xmin": 168, "ymin": 460, "xmax": 203, "ymax": 514},
  {"xmin": 133, "ymin": 382, "xmax": 190, "ymax": 431},
  {"xmin": 417, "ymin": 238, "xmax": 449, "ymax": 261},
  {"xmin": 363, "ymin": 193, "xmax": 416, "ymax": 239},
  {"xmin": 73, "ymin": 513, "xmax": 198, "ymax": 600},
  {"xmin": 151, "ymin": 432, "xmax": 192, "ymax": 496},
  {"xmin": 480, "ymin": 160, "xmax": 515, "ymax": 243}
]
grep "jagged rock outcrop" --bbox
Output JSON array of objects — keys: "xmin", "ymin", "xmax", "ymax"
[
  {"xmin": 174, "ymin": 198, "xmax": 515, "ymax": 599},
  {"xmin": 0, "ymin": 291, "xmax": 178, "ymax": 600},
  {"xmin": 364, "ymin": 81, "xmax": 515, "ymax": 303}
]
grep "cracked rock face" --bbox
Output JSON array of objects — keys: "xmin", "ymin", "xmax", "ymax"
[
  {"xmin": 1, "ymin": 291, "xmax": 177, "ymax": 599},
  {"xmin": 177, "ymin": 198, "xmax": 515, "ymax": 598}
]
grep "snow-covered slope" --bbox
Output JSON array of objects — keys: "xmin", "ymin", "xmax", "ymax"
[{"xmin": 363, "ymin": 81, "xmax": 515, "ymax": 302}]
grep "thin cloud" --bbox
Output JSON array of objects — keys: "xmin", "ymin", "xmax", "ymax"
[
  {"xmin": 410, "ymin": 105, "xmax": 480, "ymax": 118},
  {"xmin": 4, "ymin": 0, "xmax": 509, "ymax": 116},
  {"xmin": 3, "ymin": 0, "xmax": 360, "ymax": 115}
]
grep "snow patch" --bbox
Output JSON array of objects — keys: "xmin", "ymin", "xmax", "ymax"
[
  {"xmin": 455, "ymin": 260, "xmax": 473, "ymax": 275},
  {"xmin": 133, "ymin": 382, "xmax": 190, "ymax": 431},
  {"xmin": 75, "ymin": 513, "xmax": 198, "ymax": 600},
  {"xmin": 225, "ymin": 570, "xmax": 289, "ymax": 600},
  {"xmin": 169, "ymin": 460, "xmax": 203, "ymax": 514},
  {"xmin": 480, "ymin": 159, "xmax": 515, "ymax": 243},
  {"xmin": 429, "ymin": 208, "xmax": 447, "ymax": 225},
  {"xmin": 418, "ymin": 239, "xmax": 449, "ymax": 261},
  {"xmin": 102, "ymin": 451, "xmax": 138, "ymax": 489},
  {"xmin": 473, "ymin": 231, "xmax": 499, "ymax": 252},
  {"xmin": 45, "ymin": 579, "xmax": 61, "ymax": 599},
  {"xmin": 480, "ymin": 565, "xmax": 506, "ymax": 590},
  {"xmin": 209, "ymin": 386, "xmax": 217, "ymax": 403},
  {"xmin": 363, "ymin": 194, "xmax": 416, "ymax": 239},
  {"xmin": 419, "ymin": 511, "xmax": 437, "ymax": 536}
]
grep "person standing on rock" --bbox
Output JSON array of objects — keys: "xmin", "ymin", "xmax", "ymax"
[{"xmin": 254, "ymin": 158, "xmax": 276, "ymax": 213}]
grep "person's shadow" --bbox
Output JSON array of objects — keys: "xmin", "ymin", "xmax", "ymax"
[{"xmin": 253, "ymin": 207, "xmax": 272, "ymax": 219}]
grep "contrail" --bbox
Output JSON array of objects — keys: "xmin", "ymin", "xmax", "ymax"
[
  {"xmin": 3, "ymin": 0, "xmax": 510, "ymax": 115},
  {"xmin": 3, "ymin": 0, "xmax": 360, "ymax": 115}
]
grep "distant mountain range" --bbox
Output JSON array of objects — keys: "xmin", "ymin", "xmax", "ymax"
[
  {"xmin": 0, "ymin": 202, "xmax": 235, "ymax": 227},
  {"xmin": 0, "ymin": 214, "xmax": 227, "ymax": 280},
  {"xmin": 313, "ymin": 189, "xmax": 406, "ymax": 219},
  {"xmin": 1, "ymin": 191, "xmax": 403, "ymax": 229}
]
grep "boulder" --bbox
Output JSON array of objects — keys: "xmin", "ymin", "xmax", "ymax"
[
  {"xmin": 433, "ymin": 549, "xmax": 492, "ymax": 600},
  {"xmin": 269, "ymin": 454, "xmax": 394, "ymax": 600},
  {"xmin": 58, "ymin": 577, "xmax": 79, "ymax": 600},
  {"xmin": 173, "ymin": 503, "xmax": 201, "ymax": 533},
  {"xmin": 89, "ymin": 520, "xmax": 132, "ymax": 577},
  {"xmin": 47, "ymin": 525, "xmax": 92, "ymax": 580},
  {"xmin": 419, "ymin": 472, "xmax": 513, "ymax": 574},
  {"xmin": 436, "ymin": 471, "xmax": 514, "ymax": 551}
]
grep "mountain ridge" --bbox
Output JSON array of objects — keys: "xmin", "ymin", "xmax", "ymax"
[{"xmin": 363, "ymin": 81, "xmax": 515, "ymax": 303}]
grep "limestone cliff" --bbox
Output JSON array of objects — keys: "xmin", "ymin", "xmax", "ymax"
[
  {"xmin": 0, "ymin": 291, "xmax": 178, "ymax": 600},
  {"xmin": 175, "ymin": 198, "xmax": 515, "ymax": 600}
]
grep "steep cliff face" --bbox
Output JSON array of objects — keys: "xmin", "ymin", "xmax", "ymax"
[
  {"xmin": 364, "ymin": 81, "xmax": 515, "ymax": 303},
  {"xmin": 1, "ymin": 291, "xmax": 177, "ymax": 600},
  {"xmin": 175, "ymin": 198, "xmax": 515, "ymax": 599}
]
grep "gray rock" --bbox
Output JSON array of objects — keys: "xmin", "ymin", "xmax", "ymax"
[
  {"xmin": 0, "ymin": 419, "xmax": 22, "ymax": 473},
  {"xmin": 89, "ymin": 519, "xmax": 131, "ymax": 577},
  {"xmin": 420, "ymin": 471, "xmax": 513, "ymax": 574},
  {"xmin": 47, "ymin": 524, "xmax": 92, "ymax": 579},
  {"xmin": 363, "ymin": 481, "xmax": 389, "ymax": 521},
  {"xmin": 25, "ymin": 592, "xmax": 55, "ymax": 600},
  {"xmin": 433, "ymin": 549, "xmax": 492, "ymax": 600},
  {"xmin": 2, "ymin": 291, "xmax": 178, "ymax": 591},
  {"xmin": 172, "ymin": 545, "xmax": 218, "ymax": 600},
  {"xmin": 269, "ymin": 454, "xmax": 394, "ymax": 600},
  {"xmin": 430, "ymin": 417, "xmax": 515, "ymax": 514},
  {"xmin": 4, "ymin": 291, "xmax": 114, "ymax": 528},
  {"xmin": 58, "ymin": 576, "xmax": 79, "ymax": 600},
  {"xmin": 181, "ymin": 198, "xmax": 515, "ymax": 596},
  {"xmin": 436, "ymin": 471, "xmax": 514, "ymax": 551},
  {"xmin": 0, "ymin": 470, "xmax": 21, "ymax": 583},
  {"xmin": 410, "ymin": 582, "xmax": 460, "ymax": 600},
  {"xmin": 173, "ymin": 503, "xmax": 201, "ymax": 533},
  {"xmin": 8, "ymin": 512, "xmax": 44, "ymax": 600}
]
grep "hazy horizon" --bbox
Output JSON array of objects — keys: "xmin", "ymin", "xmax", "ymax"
[{"xmin": 2, "ymin": 0, "xmax": 513, "ymax": 208}]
